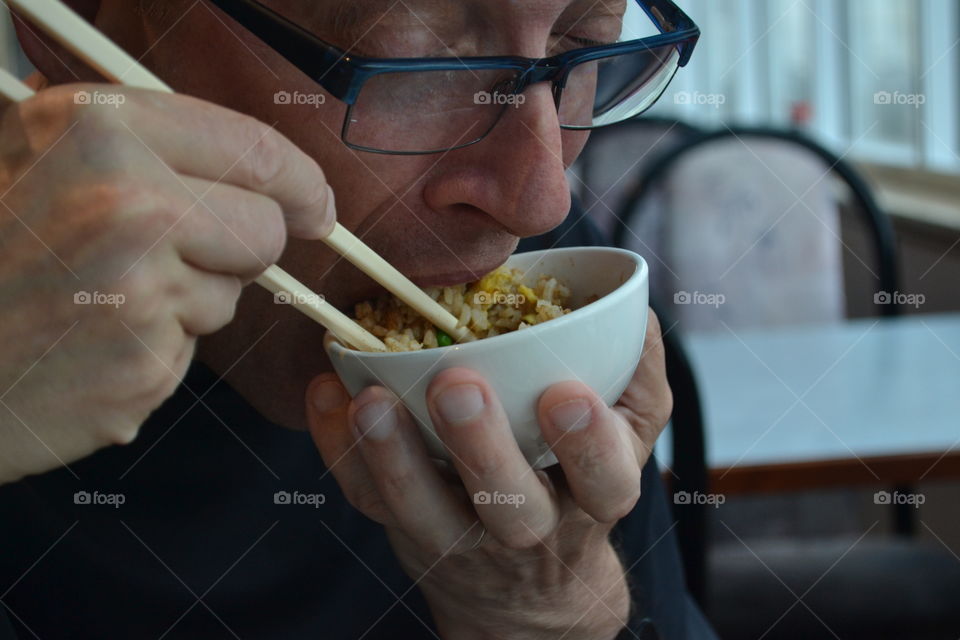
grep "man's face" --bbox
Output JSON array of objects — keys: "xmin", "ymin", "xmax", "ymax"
[
  {"xmin": 64, "ymin": 0, "xmax": 625, "ymax": 427},
  {"xmin": 137, "ymin": 0, "xmax": 624, "ymax": 308}
]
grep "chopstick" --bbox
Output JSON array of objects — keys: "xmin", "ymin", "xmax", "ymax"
[{"xmin": 7, "ymin": 0, "xmax": 476, "ymax": 345}]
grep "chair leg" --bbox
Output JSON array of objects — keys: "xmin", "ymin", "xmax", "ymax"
[{"xmin": 892, "ymin": 484, "xmax": 917, "ymax": 536}]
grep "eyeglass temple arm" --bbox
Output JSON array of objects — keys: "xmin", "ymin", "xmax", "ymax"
[
  {"xmin": 204, "ymin": 0, "xmax": 356, "ymax": 100},
  {"xmin": 639, "ymin": 0, "xmax": 700, "ymax": 65}
]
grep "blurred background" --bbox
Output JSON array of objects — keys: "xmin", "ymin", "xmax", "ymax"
[
  {"xmin": 0, "ymin": 2, "xmax": 957, "ymax": 639},
  {"xmin": 569, "ymin": 2, "xmax": 960, "ymax": 639}
]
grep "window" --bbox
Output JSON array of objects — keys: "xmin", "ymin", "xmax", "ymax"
[{"xmin": 652, "ymin": 0, "xmax": 960, "ymax": 174}]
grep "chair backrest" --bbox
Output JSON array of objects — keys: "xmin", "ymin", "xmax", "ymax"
[
  {"xmin": 613, "ymin": 127, "xmax": 900, "ymax": 331},
  {"xmin": 573, "ymin": 116, "xmax": 704, "ymax": 239}
]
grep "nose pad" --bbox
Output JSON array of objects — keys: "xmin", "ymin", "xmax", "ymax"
[
  {"xmin": 511, "ymin": 66, "xmax": 567, "ymax": 114},
  {"xmin": 493, "ymin": 76, "xmax": 519, "ymax": 96}
]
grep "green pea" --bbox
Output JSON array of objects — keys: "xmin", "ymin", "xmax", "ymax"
[{"xmin": 436, "ymin": 330, "xmax": 453, "ymax": 347}]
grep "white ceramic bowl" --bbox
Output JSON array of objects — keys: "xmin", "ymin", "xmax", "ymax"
[{"xmin": 323, "ymin": 247, "xmax": 649, "ymax": 469}]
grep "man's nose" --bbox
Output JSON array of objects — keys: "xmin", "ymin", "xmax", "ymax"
[{"xmin": 422, "ymin": 82, "xmax": 572, "ymax": 239}]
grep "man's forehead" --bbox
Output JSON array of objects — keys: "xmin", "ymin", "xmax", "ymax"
[
  {"xmin": 290, "ymin": 0, "xmax": 627, "ymax": 30},
  {"xmin": 262, "ymin": 0, "xmax": 629, "ymax": 57}
]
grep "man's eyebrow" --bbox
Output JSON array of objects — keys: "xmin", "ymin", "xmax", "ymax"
[
  {"xmin": 331, "ymin": 3, "xmax": 366, "ymax": 38},
  {"xmin": 327, "ymin": 1, "xmax": 400, "ymax": 44}
]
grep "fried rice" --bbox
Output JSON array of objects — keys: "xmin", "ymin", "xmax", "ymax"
[{"xmin": 353, "ymin": 266, "xmax": 572, "ymax": 352}]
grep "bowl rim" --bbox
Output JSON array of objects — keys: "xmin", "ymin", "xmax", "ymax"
[{"xmin": 324, "ymin": 246, "xmax": 648, "ymax": 359}]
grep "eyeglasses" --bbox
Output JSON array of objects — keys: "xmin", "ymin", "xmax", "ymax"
[{"xmin": 207, "ymin": 0, "xmax": 699, "ymax": 155}]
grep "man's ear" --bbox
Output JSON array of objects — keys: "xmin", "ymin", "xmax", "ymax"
[{"xmin": 12, "ymin": 0, "xmax": 107, "ymax": 85}]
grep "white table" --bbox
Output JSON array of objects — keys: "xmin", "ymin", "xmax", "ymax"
[{"xmin": 658, "ymin": 313, "xmax": 960, "ymax": 493}]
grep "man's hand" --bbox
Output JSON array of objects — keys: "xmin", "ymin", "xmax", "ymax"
[
  {"xmin": 306, "ymin": 310, "xmax": 672, "ymax": 639},
  {"xmin": 0, "ymin": 83, "xmax": 336, "ymax": 485}
]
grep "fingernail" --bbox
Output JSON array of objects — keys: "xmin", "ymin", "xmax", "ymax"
[
  {"xmin": 312, "ymin": 380, "xmax": 349, "ymax": 414},
  {"xmin": 354, "ymin": 399, "xmax": 397, "ymax": 441},
  {"xmin": 548, "ymin": 399, "xmax": 593, "ymax": 432},
  {"xmin": 436, "ymin": 384, "xmax": 485, "ymax": 424}
]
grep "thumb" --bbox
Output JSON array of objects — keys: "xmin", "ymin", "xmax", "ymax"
[{"xmin": 305, "ymin": 373, "xmax": 352, "ymax": 466}]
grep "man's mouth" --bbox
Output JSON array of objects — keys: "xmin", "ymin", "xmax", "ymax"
[
  {"xmin": 407, "ymin": 251, "xmax": 514, "ymax": 288},
  {"xmin": 330, "ymin": 246, "xmax": 516, "ymax": 313},
  {"xmin": 410, "ymin": 268, "xmax": 491, "ymax": 289},
  {"xmin": 335, "ymin": 262, "xmax": 505, "ymax": 313}
]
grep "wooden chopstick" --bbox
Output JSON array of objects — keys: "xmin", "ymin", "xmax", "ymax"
[
  {"xmin": 8, "ymin": 0, "xmax": 476, "ymax": 345},
  {"xmin": 0, "ymin": 67, "xmax": 37, "ymax": 101},
  {"xmin": 0, "ymin": 4, "xmax": 386, "ymax": 352},
  {"xmin": 324, "ymin": 226, "xmax": 475, "ymax": 343}
]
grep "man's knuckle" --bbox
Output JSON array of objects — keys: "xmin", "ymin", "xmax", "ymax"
[
  {"xmin": 659, "ymin": 386, "xmax": 674, "ymax": 426},
  {"xmin": 465, "ymin": 451, "xmax": 506, "ymax": 478},
  {"xmin": 99, "ymin": 416, "xmax": 143, "ymax": 448},
  {"xmin": 423, "ymin": 534, "xmax": 460, "ymax": 557},
  {"xmin": 88, "ymin": 178, "xmax": 153, "ymax": 218},
  {"xmin": 573, "ymin": 440, "xmax": 618, "ymax": 478},
  {"xmin": 259, "ymin": 208, "xmax": 287, "ymax": 263},
  {"xmin": 497, "ymin": 526, "xmax": 544, "ymax": 551},
  {"xmin": 243, "ymin": 121, "xmax": 287, "ymax": 190},
  {"xmin": 379, "ymin": 468, "xmax": 419, "ymax": 502},
  {"xmin": 64, "ymin": 179, "xmax": 171, "ymax": 251},
  {"xmin": 212, "ymin": 286, "xmax": 241, "ymax": 328},
  {"xmin": 141, "ymin": 364, "xmax": 182, "ymax": 408},
  {"xmin": 594, "ymin": 490, "xmax": 641, "ymax": 523},
  {"xmin": 116, "ymin": 270, "xmax": 164, "ymax": 326},
  {"xmin": 346, "ymin": 485, "xmax": 390, "ymax": 522},
  {"xmin": 71, "ymin": 112, "xmax": 130, "ymax": 159}
]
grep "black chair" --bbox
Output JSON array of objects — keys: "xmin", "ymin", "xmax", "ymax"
[
  {"xmin": 655, "ymin": 307, "xmax": 709, "ymax": 608},
  {"xmin": 573, "ymin": 116, "xmax": 704, "ymax": 240},
  {"xmin": 603, "ymin": 126, "xmax": 960, "ymax": 639},
  {"xmin": 612, "ymin": 126, "xmax": 901, "ymax": 319},
  {"xmin": 587, "ymin": 123, "xmax": 906, "ymax": 611},
  {"xmin": 612, "ymin": 125, "xmax": 914, "ymax": 535},
  {"xmin": 575, "ymin": 117, "xmax": 712, "ymax": 609}
]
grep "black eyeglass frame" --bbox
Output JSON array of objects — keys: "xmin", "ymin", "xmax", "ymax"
[{"xmin": 206, "ymin": 0, "xmax": 700, "ymax": 155}]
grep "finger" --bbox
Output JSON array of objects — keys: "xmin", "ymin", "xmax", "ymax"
[
  {"xmin": 538, "ymin": 381, "xmax": 643, "ymax": 524},
  {"xmin": 119, "ymin": 88, "xmax": 336, "ymax": 239},
  {"xmin": 305, "ymin": 374, "xmax": 395, "ymax": 527},
  {"xmin": 426, "ymin": 368, "xmax": 559, "ymax": 548},
  {"xmin": 615, "ymin": 308, "xmax": 673, "ymax": 464},
  {"xmin": 172, "ymin": 264, "xmax": 243, "ymax": 336},
  {"xmin": 348, "ymin": 385, "xmax": 481, "ymax": 556},
  {"xmin": 171, "ymin": 176, "xmax": 286, "ymax": 282}
]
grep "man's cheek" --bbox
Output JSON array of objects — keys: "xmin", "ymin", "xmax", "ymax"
[{"xmin": 562, "ymin": 129, "xmax": 592, "ymax": 167}]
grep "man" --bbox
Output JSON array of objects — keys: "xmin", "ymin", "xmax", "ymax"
[{"xmin": 0, "ymin": 0, "xmax": 715, "ymax": 637}]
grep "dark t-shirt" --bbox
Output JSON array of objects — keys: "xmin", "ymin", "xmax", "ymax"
[{"xmin": 0, "ymin": 201, "xmax": 717, "ymax": 639}]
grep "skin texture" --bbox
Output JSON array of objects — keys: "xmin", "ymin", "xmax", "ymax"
[{"xmin": 7, "ymin": 0, "xmax": 673, "ymax": 637}]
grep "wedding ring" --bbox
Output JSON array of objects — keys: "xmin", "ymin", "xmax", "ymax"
[{"xmin": 469, "ymin": 527, "xmax": 486, "ymax": 551}]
